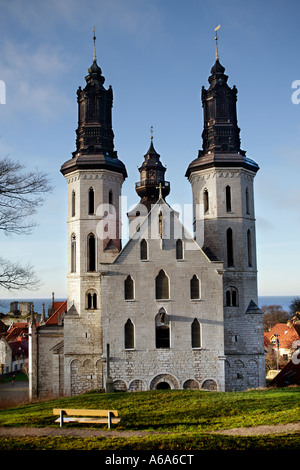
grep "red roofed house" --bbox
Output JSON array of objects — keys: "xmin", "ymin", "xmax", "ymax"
[
  {"xmin": 264, "ymin": 323, "xmax": 300, "ymax": 362},
  {"xmin": 0, "ymin": 322, "xmax": 29, "ymax": 374}
]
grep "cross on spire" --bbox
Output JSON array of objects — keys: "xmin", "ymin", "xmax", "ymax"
[{"xmin": 214, "ymin": 24, "xmax": 220, "ymax": 61}]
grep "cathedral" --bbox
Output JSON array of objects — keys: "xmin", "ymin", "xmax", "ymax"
[{"xmin": 28, "ymin": 35, "xmax": 266, "ymax": 398}]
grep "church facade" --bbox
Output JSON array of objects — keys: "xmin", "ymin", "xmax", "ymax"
[{"xmin": 28, "ymin": 39, "xmax": 265, "ymax": 399}]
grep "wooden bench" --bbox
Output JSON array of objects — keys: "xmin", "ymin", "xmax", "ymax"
[{"xmin": 53, "ymin": 408, "xmax": 120, "ymax": 429}]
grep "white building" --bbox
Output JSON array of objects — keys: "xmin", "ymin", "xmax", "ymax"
[{"xmin": 29, "ymin": 37, "xmax": 265, "ymax": 399}]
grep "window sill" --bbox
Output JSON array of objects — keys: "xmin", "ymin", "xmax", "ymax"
[
  {"xmin": 156, "ymin": 299, "xmax": 171, "ymax": 302},
  {"xmin": 125, "ymin": 299, "xmax": 135, "ymax": 302}
]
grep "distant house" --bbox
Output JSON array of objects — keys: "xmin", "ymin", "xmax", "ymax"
[
  {"xmin": 0, "ymin": 322, "xmax": 30, "ymax": 374},
  {"xmin": 264, "ymin": 323, "xmax": 300, "ymax": 362}
]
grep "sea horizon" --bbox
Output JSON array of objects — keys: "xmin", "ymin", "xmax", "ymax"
[{"xmin": 0, "ymin": 294, "xmax": 299, "ymax": 314}]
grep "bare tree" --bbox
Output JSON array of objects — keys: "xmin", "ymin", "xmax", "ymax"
[{"xmin": 0, "ymin": 157, "xmax": 51, "ymax": 291}]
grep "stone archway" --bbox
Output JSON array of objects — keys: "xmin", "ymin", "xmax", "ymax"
[
  {"xmin": 150, "ymin": 373, "xmax": 179, "ymax": 390},
  {"xmin": 156, "ymin": 382, "xmax": 171, "ymax": 390}
]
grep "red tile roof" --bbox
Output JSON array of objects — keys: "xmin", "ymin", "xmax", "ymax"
[
  {"xmin": 45, "ymin": 300, "xmax": 67, "ymax": 325},
  {"xmin": 5, "ymin": 323, "xmax": 29, "ymax": 342},
  {"xmin": 264, "ymin": 323, "xmax": 300, "ymax": 349}
]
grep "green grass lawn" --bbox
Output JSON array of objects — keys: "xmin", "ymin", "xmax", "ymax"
[{"xmin": 0, "ymin": 387, "xmax": 299, "ymax": 450}]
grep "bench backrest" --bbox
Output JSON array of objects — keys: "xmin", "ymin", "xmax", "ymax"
[{"xmin": 53, "ymin": 409, "xmax": 118, "ymax": 417}]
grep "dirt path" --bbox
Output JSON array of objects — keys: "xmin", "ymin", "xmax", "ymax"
[{"xmin": 0, "ymin": 422, "xmax": 299, "ymax": 438}]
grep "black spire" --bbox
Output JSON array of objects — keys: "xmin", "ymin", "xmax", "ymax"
[
  {"xmin": 186, "ymin": 33, "xmax": 259, "ymax": 178},
  {"xmin": 61, "ymin": 31, "xmax": 127, "ymax": 178},
  {"xmin": 135, "ymin": 132, "xmax": 170, "ymax": 210}
]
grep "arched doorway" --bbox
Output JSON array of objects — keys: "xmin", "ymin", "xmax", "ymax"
[{"xmin": 156, "ymin": 381, "xmax": 171, "ymax": 390}]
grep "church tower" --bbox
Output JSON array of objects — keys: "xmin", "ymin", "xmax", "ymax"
[
  {"xmin": 60, "ymin": 32, "xmax": 127, "ymax": 395},
  {"xmin": 135, "ymin": 135, "xmax": 170, "ymax": 211},
  {"xmin": 186, "ymin": 31, "xmax": 265, "ymax": 390}
]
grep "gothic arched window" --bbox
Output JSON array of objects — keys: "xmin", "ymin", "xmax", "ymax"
[
  {"xmin": 71, "ymin": 234, "xmax": 76, "ymax": 273},
  {"xmin": 87, "ymin": 233, "xmax": 96, "ymax": 271},
  {"xmin": 246, "ymin": 187, "xmax": 250, "ymax": 215},
  {"xmin": 124, "ymin": 275, "xmax": 134, "ymax": 300},
  {"xmin": 88, "ymin": 187, "xmax": 95, "ymax": 215},
  {"xmin": 71, "ymin": 190, "xmax": 76, "ymax": 217},
  {"xmin": 176, "ymin": 239, "xmax": 183, "ymax": 260},
  {"xmin": 191, "ymin": 318, "xmax": 201, "ymax": 348},
  {"xmin": 140, "ymin": 239, "xmax": 148, "ymax": 260},
  {"xmin": 155, "ymin": 309, "xmax": 170, "ymax": 348},
  {"xmin": 190, "ymin": 275, "xmax": 200, "ymax": 300},
  {"xmin": 226, "ymin": 185, "xmax": 231, "ymax": 212},
  {"xmin": 226, "ymin": 228, "xmax": 234, "ymax": 267},
  {"xmin": 155, "ymin": 270, "xmax": 169, "ymax": 300},
  {"xmin": 109, "ymin": 189, "xmax": 113, "ymax": 214},
  {"xmin": 204, "ymin": 189, "xmax": 209, "ymax": 213},
  {"xmin": 125, "ymin": 319, "xmax": 135, "ymax": 349}
]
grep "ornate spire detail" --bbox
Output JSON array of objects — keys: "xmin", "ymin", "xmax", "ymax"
[
  {"xmin": 60, "ymin": 31, "xmax": 127, "ymax": 178},
  {"xmin": 135, "ymin": 134, "xmax": 170, "ymax": 210},
  {"xmin": 185, "ymin": 29, "xmax": 259, "ymax": 178}
]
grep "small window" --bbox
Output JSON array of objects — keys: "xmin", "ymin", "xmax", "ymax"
[
  {"xmin": 124, "ymin": 275, "xmax": 134, "ymax": 300},
  {"xmin": 155, "ymin": 270, "xmax": 169, "ymax": 300},
  {"xmin": 176, "ymin": 239, "xmax": 183, "ymax": 260},
  {"xmin": 87, "ymin": 233, "xmax": 96, "ymax": 271},
  {"xmin": 87, "ymin": 291, "xmax": 97, "ymax": 309},
  {"xmin": 155, "ymin": 309, "xmax": 170, "ymax": 348},
  {"xmin": 71, "ymin": 234, "xmax": 76, "ymax": 273},
  {"xmin": 191, "ymin": 318, "xmax": 201, "ymax": 348},
  {"xmin": 226, "ymin": 186, "xmax": 231, "ymax": 212},
  {"xmin": 125, "ymin": 319, "xmax": 135, "ymax": 349},
  {"xmin": 140, "ymin": 239, "xmax": 148, "ymax": 260},
  {"xmin": 88, "ymin": 187, "xmax": 95, "ymax": 215},
  {"xmin": 247, "ymin": 229, "xmax": 253, "ymax": 267},
  {"xmin": 109, "ymin": 190, "xmax": 113, "ymax": 214},
  {"xmin": 204, "ymin": 189, "xmax": 209, "ymax": 213},
  {"xmin": 71, "ymin": 190, "xmax": 76, "ymax": 217},
  {"xmin": 225, "ymin": 287, "xmax": 239, "ymax": 307},
  {"xmin": 190, "ymin": 275, "xmax": 200, "ymax": 300},
  {"xmin": 226, "ymin": 228, "xmax": 234, "ymax": 267},
  {"xmin": 246, "ymin": 187, "xmax": 250, "ymax": 215}
]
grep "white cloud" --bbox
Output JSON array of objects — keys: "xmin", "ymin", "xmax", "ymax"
[{"xmin": 0, "ymin": 40, "xmax": 73, "ymax": 118}]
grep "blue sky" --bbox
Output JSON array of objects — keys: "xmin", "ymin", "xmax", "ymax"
[{"xmin": 0, "ymin": 0, "xmax": 300, "ymax": 299}]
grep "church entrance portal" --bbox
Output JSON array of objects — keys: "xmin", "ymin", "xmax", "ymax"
[{"xmin": 156, "ymin": 381, "xmax": 171, "ymax": 390}]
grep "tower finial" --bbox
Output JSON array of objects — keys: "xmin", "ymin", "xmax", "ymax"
[
  {"xmin": 93, "ymin": 25, "xmax": 97, "ymax": 62},
  {"xmin": 150, "ymin": 126, "xmax": 153, "ymax": 141},
  {"xmin": 214, "ymin": 24, "xmax": 221, "ymax": 61}
]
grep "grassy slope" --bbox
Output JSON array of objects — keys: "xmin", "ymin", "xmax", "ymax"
[{"xmin": 0, "ymin": 388, "xmax": 299, "ymax": 450}]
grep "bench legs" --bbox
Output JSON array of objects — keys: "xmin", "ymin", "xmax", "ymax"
[
  {"xmin": 58, "ymin": 410, "xmax": 114, "ymax": 428},
  {"xmin": 60, "ymin": 409, "xmax": 64, "ymax": 428}
]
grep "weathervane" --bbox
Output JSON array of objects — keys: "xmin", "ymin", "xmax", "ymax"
[
  {"xmin": 214, "ymin": 24, "xmax": 220, "ymax": 61},
  {"xmin": 93, "ymin": 25, "xmax": 97, "ymax": 62}
]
